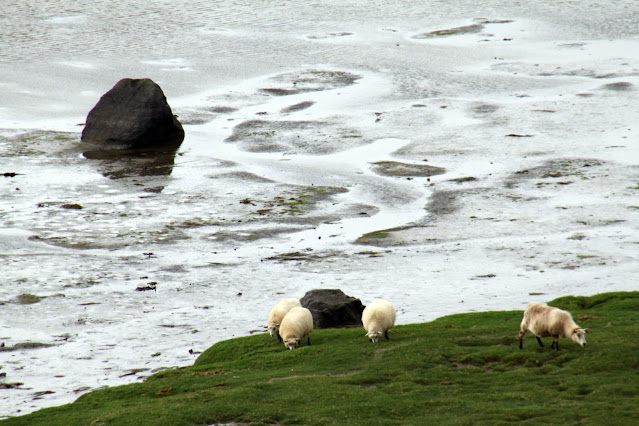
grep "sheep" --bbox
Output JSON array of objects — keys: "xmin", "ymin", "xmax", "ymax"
[
  {"xmin": 519, "ymin": 302, "xmax": 587, "ymax": 351},
  {"xmin": 267, "ymin": 298, "xmax": 301, "ymax": 342},
  {"xmin": 279, "ymin": 306, "xmax": 313, "ymax": 350},
  {"xmin": 362, "ymin": 299, "xmax": 396, "ymax": 343}
]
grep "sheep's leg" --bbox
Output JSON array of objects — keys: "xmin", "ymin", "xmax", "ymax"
[
  {"xmin": 518, "ymin": 330, "xmax": 526, "ymax": 349},
  {"xmin": 307, "ymin": 336, "xmax": 311, "ymax": 346},
  {"xmin": 277, "ymin": 333, "xmax": 282, "ymax": 343},
  {"xmin": 384, "ymin": 330, "xmax": 390, "ymax": 340},
  {"xmin": 551, "ymin": 337, "xmax": 559, "ymax": 351},
  {"xmin": 536, "ymin": 337, "xmax": 544, "ymax": 348}
]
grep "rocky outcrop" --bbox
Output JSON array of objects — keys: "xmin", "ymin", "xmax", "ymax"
[
  {"xmin": 300, "ymin": 289, "xmax": 365, "ymax": 329},
  {"xmin": 81, "ymin": 78, "xmax": 184, "ymax": 151}
]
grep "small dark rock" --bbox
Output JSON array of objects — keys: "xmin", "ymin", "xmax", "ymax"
[
  {"xmin": 0, "ymin": 382, "xmax": 24, "ymax": 389},
  {"xmin": 135, "ymin": 285, "xmax": 156, "ymax": 292},
  {"xmin": 32, "ymin": 390, "xmax": 55, "ymax": 399},
  {"xmin": 300, "ymin": 289, "xmax": 365, "ymax": 329},
  {"xmin": 61, "ymin": 204, "xmax": 83, "ymax": 210},
  {"xmin": 281, "ymin": 101, "xmax": 315, "ymax": 113},
  {"xmin": 543, "ymin": 171, "xmax": 563, "ymax": 178},
  {"xmin": 451, "ymin": 176, "xmax": 477, "ymax": 183},
  {"xmin": 413, "ymin": 24, "xmax": 484, "ymax": 39},
  {"xmin": 0, "ymin": 342, "xmax": 56, "ymax": 352}
]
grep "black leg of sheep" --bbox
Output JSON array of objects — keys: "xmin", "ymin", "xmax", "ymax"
[
  {"xmin": 536, "ymin": 337, "xmax": 544, "ymax": 347},
  {"xmin": 384, "ymin": 330, "xmax": 390, "ymax": 340},
  {"xmin": 550, "ymin": 338, "xmax": 559, "ymax": 351},
  {"xmin": 307, "ymin": 336, "xmax": 311, "ymax": 346}
]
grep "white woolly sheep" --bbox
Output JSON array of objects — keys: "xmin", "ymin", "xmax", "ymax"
[
  {"xmin": 279, "ymin": 306, "xmax": 313, "ymax": 350},
  {"xmin": 519, "ymin": 302, "xmax": 587, "ymax": 351},
  {"xmin": 362, "ymin": 299, "xmax": 396, "ymax": 343},
  {"xmin": 267, "ymin": 298, "xmax": 301, "ymax": 342}
]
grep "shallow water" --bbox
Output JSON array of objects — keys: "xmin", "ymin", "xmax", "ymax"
[{"xmin": 1, "ymin": 0, "xmax": 639, "ymax": 418}]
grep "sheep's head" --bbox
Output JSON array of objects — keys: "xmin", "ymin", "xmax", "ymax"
[
  {"xmin": 268, "ymin": 323, "xmax": 278, "ymax": 337},
  {"xmin": 571, "ymin": 327, "xmax": 587, "ymax": 347},
  {"xmin": 366, "ymin": 331, "xmax": 383, "ymax": 343},
  {"xmin": 284, "ymin": 338, "xmax": 300, "ymax": 350}
]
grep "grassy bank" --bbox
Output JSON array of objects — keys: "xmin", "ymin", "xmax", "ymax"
[{"xmin": 4, "ymin": 292, "xmax": 639, "ymax": 425}]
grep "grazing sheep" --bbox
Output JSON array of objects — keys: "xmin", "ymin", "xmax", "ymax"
[
  {"xmin": 279, "ymin": 306, "xmax": 313, "ymax": 350},
  {"xmin": 519, "ymin": 302, "xmax": 587, "ymax": 351},
  {"xmin": 268, "ymin": 298, "xmax": 301, "ymax": 342},
  {"xmin": 362, "ymin": 299, "xmax": 396, "ymax": 343}
]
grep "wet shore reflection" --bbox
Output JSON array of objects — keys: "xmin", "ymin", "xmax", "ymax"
[{"xmin": 82, "ymin": 145, "xmax": 181, "ymax": 179}]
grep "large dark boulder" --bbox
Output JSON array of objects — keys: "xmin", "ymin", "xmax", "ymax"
[
  {"xmin": 81, "ymin": 78, "xmax": 184, "ymax": 151},
  {"xmin": 300, "ymin": 289, "xmax": 365, "ymax": 329}
]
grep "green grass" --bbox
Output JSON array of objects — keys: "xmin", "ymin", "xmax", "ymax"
[
  {"xmin": 16, "ymin": 293, "xmax": 41, "ymax": 304},
  {"xmin": 5, "ymin": 292, "xmax": 639, "ymax": 425}
]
